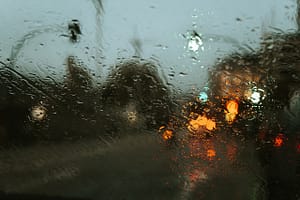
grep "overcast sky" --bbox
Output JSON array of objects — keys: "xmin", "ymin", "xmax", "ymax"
[{"xmin": 0, "ymin": 0, "xmax": 298, "ymax": 91}]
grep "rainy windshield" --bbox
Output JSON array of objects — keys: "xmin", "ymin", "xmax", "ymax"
[{"xmin": 0, "ymin": 0, "xmax": 299, "ymax": 199}]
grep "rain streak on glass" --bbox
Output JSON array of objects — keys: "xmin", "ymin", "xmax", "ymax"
[{"xmin": 0, "ymin": 0, "xmax": 299, "ymax": 200}]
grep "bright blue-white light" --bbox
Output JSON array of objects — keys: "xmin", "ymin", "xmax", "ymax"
[{"xmin": 198, "ymin": 91, "xmax": 208, "ymax": 102}]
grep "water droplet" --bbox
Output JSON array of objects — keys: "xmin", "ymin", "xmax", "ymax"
[
  {"xmin": 76, "ymin": 101, "xmax": 84, "ymax": 105},
  {"xmin": 168, "ymin": 73, "xmax": 175, "ymax": 77},
  {"xmin": 155, "ymin": 44, "xmax": 168, "ymax": 50},
  {"xmin": 179, "ymin": 72, "xmax": 188, "ymax": 76}
]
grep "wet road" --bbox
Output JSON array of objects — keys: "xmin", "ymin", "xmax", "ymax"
[
  {"xmin": 0, "ymin": 129, "xmax": 277, "ymax": 200},
  {"xmin": 0, "ymin": 133, "xmax": 181, "ymax": 200}
]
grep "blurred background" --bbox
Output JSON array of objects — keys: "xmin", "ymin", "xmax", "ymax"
[
  {"xmin": 0, "ymin": 0, "xmax": 297, "ymax": 91},
  {"xmin": 0, "ymin": 0, "xmax": 299, "ymax": 199}
]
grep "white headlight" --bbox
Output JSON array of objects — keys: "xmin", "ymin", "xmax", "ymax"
[
  {"xmin": 245, "ymin": 86, "xmax": 266, "ymax": 104},
  {"xmin": 250, "ymin": 91, "xmax": 261, "ymax": 104},
  {"xmin": 188, "ymin": 36, "xmax": 203, "ymax": 52}
]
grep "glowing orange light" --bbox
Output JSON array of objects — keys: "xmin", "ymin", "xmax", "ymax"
[
  {"xmin": 206, "ymin": 119, "xmax": 216, "ymax": 131},
  {"xmin": 207, "ymin": 149, "xmax": 216, "ymax": 159},
  {"xmin": 225, "ymin": 100, "xmax": 238, "ymax": 124},
  {"xmin": 226, "ymin": 100, "xmax": 238, "ymax": 114},
  {"xmin": 162, "ymin": 129, "xmax": 173, "ymax": 141},
  {"xmin": 187, "ymin": 115, "xmax": 216, "ymax": 132},
  {"xmin": 274, "ymin": 134, "xmax": 284, "ymax": 147}
]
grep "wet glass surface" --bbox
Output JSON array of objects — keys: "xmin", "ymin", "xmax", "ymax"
[{"xmin": 0, "ymin": 0, "xmax": 299, "ymax": 199}]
